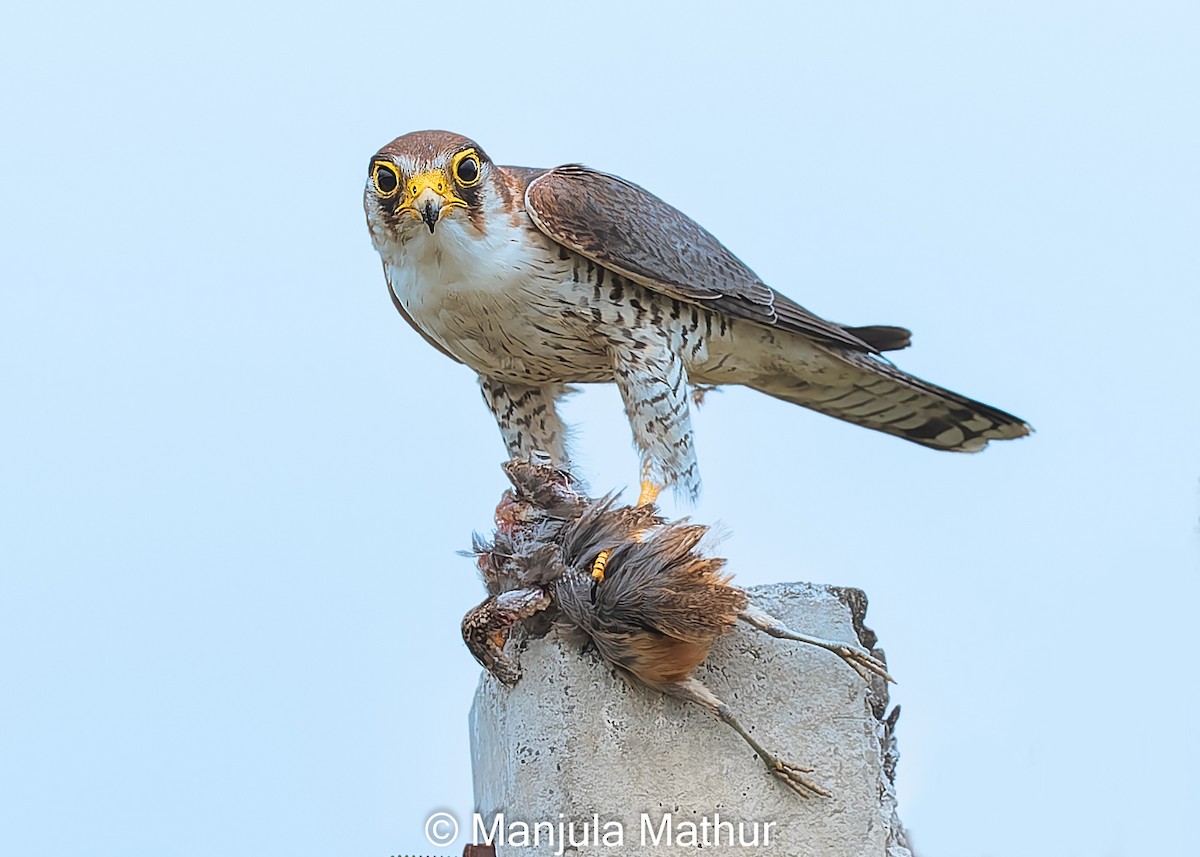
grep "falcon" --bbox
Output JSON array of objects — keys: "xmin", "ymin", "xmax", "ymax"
[{"xmin": 364, "ymin": 130, "xmax": 1029, "ymax": 505}]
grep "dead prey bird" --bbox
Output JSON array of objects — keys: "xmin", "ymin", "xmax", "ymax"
[{"xmin": 462, "ymin": 460, "xmax": 893, "ymax": 798}]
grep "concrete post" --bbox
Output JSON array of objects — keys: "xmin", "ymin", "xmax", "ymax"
[{"xmin": 469, "ymin": 582, "xmax": 912, "ymax": 857}]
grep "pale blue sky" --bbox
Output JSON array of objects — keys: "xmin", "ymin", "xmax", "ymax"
[{"xmin": 2, "ymin": 2, "xmax": 1197, "ymax": 855}]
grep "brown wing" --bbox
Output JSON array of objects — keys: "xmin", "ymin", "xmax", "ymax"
[{"xmin": 525, "ymin": 164, "xmax": 879, "ymax": 353}]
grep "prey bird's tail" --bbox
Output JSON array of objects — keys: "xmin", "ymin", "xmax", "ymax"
[{"xmin": 754, "ymin": 347, "xmax": 1030, "ymax": 453}]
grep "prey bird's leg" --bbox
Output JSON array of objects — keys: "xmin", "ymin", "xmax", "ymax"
[
  {"xmin": 662, "ymin": 678, "xmax": 830, "ymax": 799},
  {"xmin": 739, "ymin": 604, "xmax": 894, "ymax": 683},
  {"xmin": 461, "ymin": 587, "xmax": 552, "ymax": 687}
]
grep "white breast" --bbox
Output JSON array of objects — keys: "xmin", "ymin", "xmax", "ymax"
[{"xmin": 373, "ymin": 201, "xmax": 605, "ymax": 381}]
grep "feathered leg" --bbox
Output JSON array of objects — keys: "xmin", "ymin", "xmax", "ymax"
[
  {"xmin": 479, "ymin": 377, "xmax": 572, "ymax": 470},
  {"xmin": 607, "ymin": 332, "xmax": 700, "ymax": 503}
]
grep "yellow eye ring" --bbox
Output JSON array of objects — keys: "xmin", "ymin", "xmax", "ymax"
[
  {"xmin": 372, "ymin": 161, "xmax": 400, "ymax": 198},
  {"xmin": 451, "ymin": 148, "xmax": 482, "ymax": 187}
]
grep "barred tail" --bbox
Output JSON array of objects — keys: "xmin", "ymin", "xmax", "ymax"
[{"xmin": 753, "ymin": 349, "xmax": 1031, "ymax": 452}]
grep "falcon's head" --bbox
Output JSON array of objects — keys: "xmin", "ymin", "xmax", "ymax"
[{"xmin": 364, "ymin": 130, "xmax": 503, "ymax": 249}]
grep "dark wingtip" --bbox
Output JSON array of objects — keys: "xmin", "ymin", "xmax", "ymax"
[{"xmin": 843, "ymin": 324, "xmax": 913, "ymax": 352}]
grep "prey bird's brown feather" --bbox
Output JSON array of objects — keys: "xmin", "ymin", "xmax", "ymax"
[{"xmin": 460, "ymin": 461, "xmax": 894, "ymax": 799}]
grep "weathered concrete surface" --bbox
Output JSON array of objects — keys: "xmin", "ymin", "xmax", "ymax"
[{"xmin": 469, "ymin": 582, "xmax": 911, "ymax": 857}]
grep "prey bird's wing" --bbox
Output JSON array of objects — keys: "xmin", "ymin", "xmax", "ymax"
[{"xmin": 525, "ymin": 164, "xmax": 883, "ymax": 353}]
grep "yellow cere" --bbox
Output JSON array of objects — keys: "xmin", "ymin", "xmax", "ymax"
[{"xmin": 401, "ymin": 169, "xmax": 469, "ymax": 213}]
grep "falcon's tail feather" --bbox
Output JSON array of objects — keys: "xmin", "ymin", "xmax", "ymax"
[{"xmin": 753, "ymin": 349, "xmax": 1030, "ymax": 453}]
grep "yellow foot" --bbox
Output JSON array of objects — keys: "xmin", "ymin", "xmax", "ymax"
[
  {"xmin": 630, "ymin": 480, "xmax": 664, "ymax": 545},
  {"xmin": 591, "ymin": 549, "xmax": 610, "ymax": 582},
  {"xmin": 637, "ymin": 480, "xmax": 663, "ymax": 506},
  {"xmin": 593, "ymin": 480, "xmax": 661, "ymax": 582}
]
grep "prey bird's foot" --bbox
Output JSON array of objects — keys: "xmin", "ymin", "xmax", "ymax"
[
  {"xmin": 769, "ymin": 758, "xmax": 831, "ymax": 799},
  {"xmin": 739, "ymin": 604, "xmax": 895, "ymax": 683},
  {"xmin": 831, "ymin": 644, "xmax": 894, "ymax": 684}
]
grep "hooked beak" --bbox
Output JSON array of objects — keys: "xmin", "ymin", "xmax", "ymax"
[
  {"xmin": 400, "ymin": 169, "xmax": 467, "ymax": 234},
  {"xmin": 417, "ymin": 191, "xmax": 441, "ymax": 233}
]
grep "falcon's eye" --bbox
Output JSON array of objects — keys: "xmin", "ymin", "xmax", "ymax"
[
  {"xmin": 373, "ymin": 162, "xmax": 400, "ymax": 198},
  {"xmin": 452, "ymin": 150, "xmax": 482, "ymax": 186}
]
